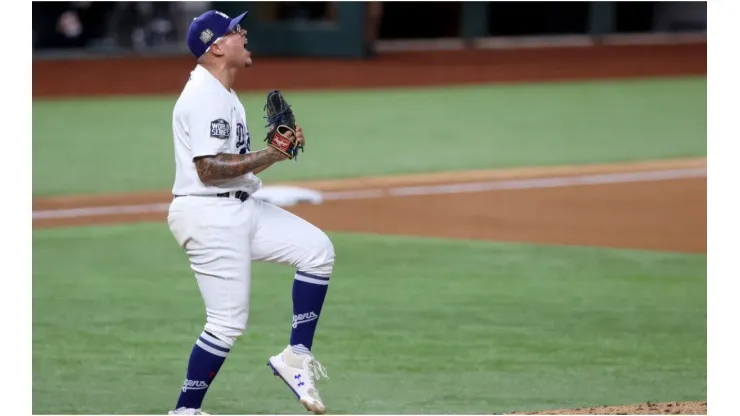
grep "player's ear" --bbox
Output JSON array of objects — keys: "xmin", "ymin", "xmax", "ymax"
[{"xmin": 210, "ymin": 41, "xmax": 226, "ymax": 57}]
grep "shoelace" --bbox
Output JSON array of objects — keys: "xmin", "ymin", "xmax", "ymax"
[
  {"xmin": 302, "ymin": 358, "xmax": 328, "ymax": 403},
  {"xmin": 304, "ymin": 357, "xmax": 329, "ymax": 382}
]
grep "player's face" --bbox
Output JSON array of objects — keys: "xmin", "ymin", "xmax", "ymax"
[{"xmin": 223, "ymin": 25, "xmax": 251, "ymax": 68}]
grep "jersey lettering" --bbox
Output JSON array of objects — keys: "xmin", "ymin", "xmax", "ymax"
[{"xmin": 236, "ymin": 122, "xmax": 250, "ymax": 154}]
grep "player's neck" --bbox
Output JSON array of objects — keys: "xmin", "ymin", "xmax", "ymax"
[{"xmin": 201, "ymin": 63, "xmax": 238, "ymax": 92}]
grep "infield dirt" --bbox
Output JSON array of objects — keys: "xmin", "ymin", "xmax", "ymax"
[{"xmin": 507, "ymin": 400, "xmax": 707, "ymax": 415}]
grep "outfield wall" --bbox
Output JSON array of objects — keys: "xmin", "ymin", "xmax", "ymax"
[{"xmin": 33, "ymin": 42, "xmax": 706, "ymax": 98}]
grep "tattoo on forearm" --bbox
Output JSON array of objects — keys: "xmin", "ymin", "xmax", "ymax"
[{"xmin": 195, "ymin": 150, "xmax": 279, "ymax": 183}]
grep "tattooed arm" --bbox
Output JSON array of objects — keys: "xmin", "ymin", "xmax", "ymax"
[
  {"xmin": 194, "ymin": 124, "xmax": 305, "ymax": 184},
  {"xmin": 251, "ymin": 162, "xmax": 276, "ymax": 176},
  {"xmin": 195, "ymin": 147, "xmax": 286, "ymax": 184}
]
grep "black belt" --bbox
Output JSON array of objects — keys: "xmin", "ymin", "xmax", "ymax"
[{"xmin": 174, "ymin": 191, "xmax": 250, "ymax": 202}]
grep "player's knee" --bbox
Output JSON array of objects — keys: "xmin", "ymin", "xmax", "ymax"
[
  {"xmin": 204, "ymin": 319, "xmax": 248, "ymax": 347},
  {"xmin": 300, "ymin": 232, "xmax": 335, "ymax": 277}
]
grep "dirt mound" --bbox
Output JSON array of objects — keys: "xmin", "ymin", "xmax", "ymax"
[{"xmin": 508, "ymin": 401, "xmax": 707, "ymax": 415}]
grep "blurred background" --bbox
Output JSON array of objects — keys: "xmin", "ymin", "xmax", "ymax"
[
  {"xmin": 31, "ymin": 0, "xmax": 708, "ymax": 195},
  {"xmin": 32, "ymin": 1, "xmax": 706, "ymax": 57}
]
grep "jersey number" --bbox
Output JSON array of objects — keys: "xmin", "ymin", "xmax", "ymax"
[{"xmin": 236, "ymin": 123, "xmax": 250, "ymax": 154}]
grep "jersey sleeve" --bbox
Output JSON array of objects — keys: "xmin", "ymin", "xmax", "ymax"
[{"xmin": 188, "ymin": 97, "xmax": 233, "ymax": 159}]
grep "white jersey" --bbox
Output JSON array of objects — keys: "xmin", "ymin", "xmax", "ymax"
[{"xmin": 171, "ymin": 64, "xmax": 262, "ymax": 196}]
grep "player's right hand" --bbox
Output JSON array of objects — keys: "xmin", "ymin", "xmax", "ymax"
[
  {"xmin": 295, "ymin": 124, "xmax": 306, "ymax": 148},
  {"xmin": 266, "ymin": 138, "xmax": 291, "ymax": 162}
]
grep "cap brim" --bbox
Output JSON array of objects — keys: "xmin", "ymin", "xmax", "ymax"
[{"xmin": 228, "ymin": 11, "xmax": 248, "ymax": 30}]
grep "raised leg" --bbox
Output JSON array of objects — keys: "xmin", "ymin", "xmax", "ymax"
[
  {"xmin": 250, "ymin": 198, "xmax": 335, "ymax": 351},
  {"xmin": 250, "ymin": 198, "xmax": 335, "ymax": 414}
]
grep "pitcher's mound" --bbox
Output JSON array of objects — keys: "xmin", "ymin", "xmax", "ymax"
[{"xmin": 507, "ymin": 400, "xmax": 706, "ymax": 415}]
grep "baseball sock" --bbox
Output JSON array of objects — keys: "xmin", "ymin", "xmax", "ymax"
[
  {"xmin": 290, "ymin": 271, "xmax": 330, "ymax": 353},
  {"xmin": 175, "ymin": 330, "xmax": 231, "ymax": 410}
]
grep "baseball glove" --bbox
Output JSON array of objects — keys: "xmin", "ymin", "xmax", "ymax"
[{"xmin": 263, "ymin": 89, "xmax": 303, "ymax": 160}]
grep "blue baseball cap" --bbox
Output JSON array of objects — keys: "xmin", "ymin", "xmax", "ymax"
[{"xmin": 187, "ymin": 10, "xmax": 248, "ymax": 58}]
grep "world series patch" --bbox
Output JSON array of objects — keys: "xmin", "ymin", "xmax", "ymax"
[{"xmin": 210, "ymin": 119, "xmax": 231, "ymax": 139}]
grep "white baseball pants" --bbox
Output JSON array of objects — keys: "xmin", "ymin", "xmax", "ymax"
[{"xmin": 167, "ymin": 194, "xmax": 335, "ymax": 346}]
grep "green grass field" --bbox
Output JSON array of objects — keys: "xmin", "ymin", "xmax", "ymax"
[
  {"xmin": 32, "ymin": 223, "xmax": 707, "ymax": 414},
  {"xmin": 32, "ymin": 77, "xmax": 707, "ymax": 196}
]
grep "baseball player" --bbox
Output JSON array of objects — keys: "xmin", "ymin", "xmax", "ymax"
[{"xmin": 166, "ymin": 9, "xmax": 335, "ymax": 415}]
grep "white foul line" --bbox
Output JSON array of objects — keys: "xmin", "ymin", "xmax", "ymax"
[
  {"xmin": 33, "ymin": 203, "xmax": 172, "ymax": 220},
  {"xmin": 386, "ymin": 168, "xmax": 705, "ymax": 197},
  {"xmin": 33, "ymin": 167, "xmax": 706, "ymax": 220}
]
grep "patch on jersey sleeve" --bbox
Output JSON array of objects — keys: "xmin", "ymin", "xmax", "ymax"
[{"xmin": 210, "ymin": 119, "xmax": 231, "ymax": 139}]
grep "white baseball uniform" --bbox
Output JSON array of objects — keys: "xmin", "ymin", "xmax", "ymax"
[{"xmin": 167, "ymin": 64, "xmax": 335, "ymax": 346}]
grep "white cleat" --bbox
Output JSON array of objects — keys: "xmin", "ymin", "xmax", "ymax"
[
  {"xmin": 168, "ymin": 408, "xmax": 209, "ymax": 415},
  {"xmin": 267, "ymin": 346, "xmax": 329, "ymax": 415}
]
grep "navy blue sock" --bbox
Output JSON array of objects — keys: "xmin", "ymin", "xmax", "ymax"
[
  {"xmin": 290, "ymin": 271, "xmax": 330, "ymax": 351},
  {"xmin": 175, "ymin": 331, "xmax": 231, "ymax": 410}
]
